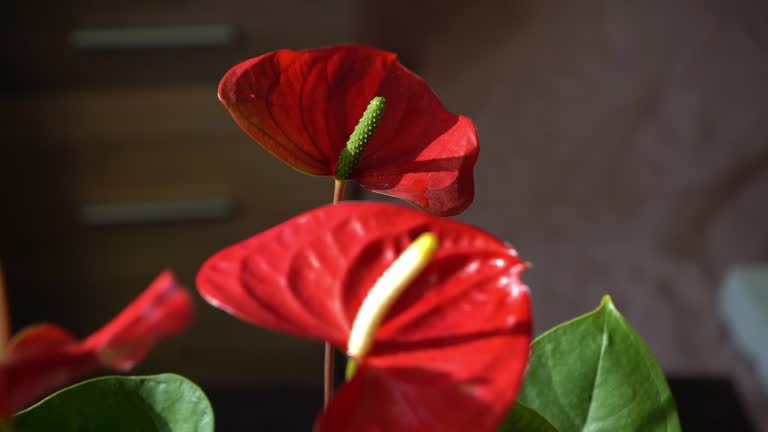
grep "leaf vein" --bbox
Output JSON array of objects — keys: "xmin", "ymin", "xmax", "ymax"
[{"xmin": 581, "ymin": 309, "xmax": 609, "ymax": 431}]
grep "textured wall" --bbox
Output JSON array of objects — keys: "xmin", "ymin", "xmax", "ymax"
[{"xmin": 366, "ymin": 0, "xmax": 768, "ymax": 426}]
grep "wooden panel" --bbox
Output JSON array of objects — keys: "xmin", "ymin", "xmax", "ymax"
[
  {"xmin": 2, "ymin": 83, "xmax": 339, "ymax": 385},
  {"xmin": 4, "ymin": 0, "xmax": 364, "ymax": 90},
  {"xmin": 1, "ymin": 0, "xmax": 371, "ymax": 388}
]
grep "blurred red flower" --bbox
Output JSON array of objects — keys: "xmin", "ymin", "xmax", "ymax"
[
  {"xmin": 218, "ymin": 45, "xmax": 479, "ymax": 216},
  {"xmin": 0, "ymin": 270, "xmax": 193, "ymax": 416},
  {"xmin": 197, "ymin": 203, "xmax": 531, "ymax": 431}
]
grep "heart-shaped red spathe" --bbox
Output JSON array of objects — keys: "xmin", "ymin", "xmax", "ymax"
[
  {"xmin": 218, "ymin": 45, "xmax": 479, "ymax": 216},
  {"xmin": 196, "ymin": 202, "xmax": 531, "ymax": 431},
  {"xmin": 0, "ymin": 271, "xmax": 193, "ymax": 416}
]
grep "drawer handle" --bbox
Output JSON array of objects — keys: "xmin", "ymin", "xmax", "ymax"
[
  {"xmin": 70, "ymin": 24, "xmax": 236, "ymax": 50},
  {"xmin": 79, "ymin": 198, "xmax": 233, "ymax": 225}
]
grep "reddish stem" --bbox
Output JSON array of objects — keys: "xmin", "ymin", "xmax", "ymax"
[
  {"xmin": 323, "ymin": 341, "xmax": 334, "ymax": 408},
  {"xmin": 324, "ymin": 179, "xmax": 347, "ymax": 408},
  {"xmin": 333, "ymin": 179, "xmax": 346, "ymax": 204}
]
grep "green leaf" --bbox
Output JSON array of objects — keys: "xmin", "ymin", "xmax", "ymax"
[
  {"xmin": 497, "ymin": 402, "xmax": 558, "ymax": 432},
  {"xmin": 9, "ymin": 374, "xmax": 214, "ymax": 432},
  {"xmin": 518, "ymin": 296, "xmax": 681, "ymax": 432}
]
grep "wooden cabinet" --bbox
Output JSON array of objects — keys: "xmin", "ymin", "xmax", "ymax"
[{"xmin": 2, "ymin": 1, "xmax": 363, "ymax": 387}]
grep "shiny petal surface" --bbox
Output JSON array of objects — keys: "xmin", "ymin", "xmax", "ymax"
[
  {"xmin": 317, "ymin": 362, "xmax": 525, "ymax": 432},
  {"xmin": 356, "ymin": 114, "xmax": 478, "ymax": 216},
  {"xmin": 0, "ymin": 271, "xmax": 193, "ymax": 416},
  {"xmin": 218, "ymin": 45, "xmax": 478, "ymax": 215},
  {"xmin": 197, "ymin": 202, "xmax": 531, "ymax": 431}
]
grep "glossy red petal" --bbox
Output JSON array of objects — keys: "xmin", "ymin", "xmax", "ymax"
[
  {"xmin": 355, "ymin": 115, "xmax": 478, "ymax": 216},
  {"xmin": 0, "ymin": 325, "xmax": 97, "ymax": 416},
  {"xmin": 323, "ymin": 208, "xmax": 529, "ymax": 431},
  {"xmin": 197, "ymin": 202, "xmax": 531, "ymax": 430},
  {"xmin": 338, "ymin": 237, "xmax": 530, "ymax": 431},
  {"xmin": 197, "ymin": 204, "xmax": 362, "ymax": 347},
  {"xmin": 82, "ymin": 270, "xmax": 193, "ymax": 370},
  {"xmin": 219, "ymin": 45, "xmax": 478, "ymax": 215},
  {"xmin": 316, "ymin": 360, "xmax": 528, "ymax": 432}
]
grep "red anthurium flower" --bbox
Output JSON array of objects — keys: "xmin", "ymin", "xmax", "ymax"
[
  {"xmin": 197, "ymin": 202, "xmax": 531, "ymax": 431},
  {"xmin": 0, "ymin": 270, "xmax": 193, "ymax": 416},
  {"xmin": 218, "ymin": 45, "xmax": 479, "ymax": 216}
]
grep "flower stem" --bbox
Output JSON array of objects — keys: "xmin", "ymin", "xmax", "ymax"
[
  {"xmin": 333, "ymin": 178, "xmax": 346, "ymax": 204},
  {"xmin": 324, "ymin": 178, "xmax": 347, "ymax": 408},
  {"xmin": 323, "ymin": 341, "xmax": 334, "ymax": 408}
]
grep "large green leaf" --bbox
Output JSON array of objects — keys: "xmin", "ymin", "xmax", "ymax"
[
  {"xmin": 8, "ymin": 374, "xmax": 214, "ymax": 432},
  {"xmin": 498, "ymin": 402, "xmax": 558, "ymax": 432},
  {"xmin": 519, "ymin": 296, "xmax": 681, "ymax": 432}
]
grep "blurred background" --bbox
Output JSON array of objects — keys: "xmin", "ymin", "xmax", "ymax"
[{"xmin": 2, "ymin": 0, "xmax": 767, "ymax": 430}]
